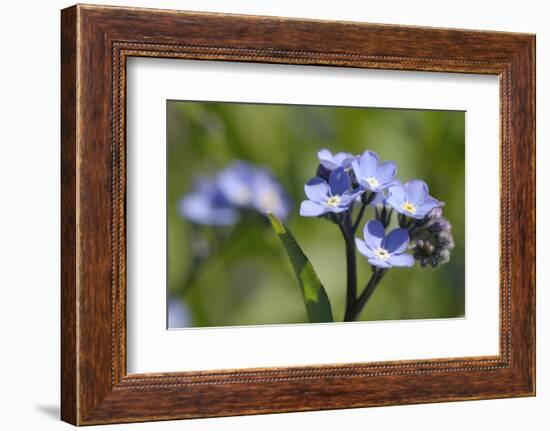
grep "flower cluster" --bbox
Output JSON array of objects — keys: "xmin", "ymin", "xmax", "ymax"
[
  {"xmin": 179, "ymin": 160, "xmax": 292, "ymax": 226},
  {"xmin": 300, "ymin": 149, "xmax": 453, "ymax": 269}
]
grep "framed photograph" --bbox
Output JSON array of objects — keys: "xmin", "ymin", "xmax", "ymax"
[{"xmin": 61, "ymin": 4, "xmax": 535, "ymax": 425}]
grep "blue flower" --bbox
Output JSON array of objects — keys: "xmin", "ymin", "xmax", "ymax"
[
  {"xmin": 386, "ymin": 180, "xmax": 440, "ymax": 219},
  {"xmin": 167, "ymin": 297, "xmax": 192, "ymax": 328},
  {"xmin": 317, "ymin": 149, "xmax": 356, "ymax": 170},
  {"xmin": 180, "ymin": 161, "xmax": 292, "ymax": 225},
  {"xmin": 300, "ymin": 167, "xmax": 362, "ymax": 217},
  {"xmin": 216, "ymin": 161, "xmax": 292, "ymax": 220},
  {"xmin": 355, "ymin": 220, "xmax": 414, "ymax": 268},
  {"xmin": 316, "ymin": 149, "xmax": 357, "ymax": 181},
  {"xmin": 249, "ymin": 168, "xmax": 292, "ymax": 220},
  {"xmin": 179, "ymin": 177, "xmax": 239, "ymax": 226},
  {"xmin": 351, "ymin": 150, "xmax": 398, "ymax": 192},
  {"xmin": 216, "ymin": 161, "xmax": 257, "ymax": 208}
]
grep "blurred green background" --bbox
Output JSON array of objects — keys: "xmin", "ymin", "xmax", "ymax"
[{"xmin": 167, "ymin": 101, "xmax": 465, "ymax": 328}]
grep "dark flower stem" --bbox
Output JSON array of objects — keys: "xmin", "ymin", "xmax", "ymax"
[
  {"xmin": 347, "ymin": 268, "xmax": 388, "ymax": 321},
  {"xmin": 339, "ymin": 213, "xmax": 358, "ymax": 321},
  {"xmin": 339, "ymin": 199, "xmax": 389, "ymax": 321},
  {"xmin": 352, "ymin": 203, "xmax": 367, "ymax": 234}
]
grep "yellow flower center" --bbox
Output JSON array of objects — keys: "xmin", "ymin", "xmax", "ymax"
[
  {"xmin": 374, "ymin": 247, "xmax": 390, "ymax": 260},
  {"xmin": 326, "ymin": 195, "xmax": 342, "ymax": 207},
  {"xmin": 365, "ymin": 176, "xmax": 379, "ymax": 189},
  {"xmin": 402, "ymin": 201, "xmax": 417, "ymax": 215}
]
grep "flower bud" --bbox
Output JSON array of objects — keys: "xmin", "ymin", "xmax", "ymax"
[
  {"xmin": 315, "ymin": 164, "xmax": 331, "ymax": 182},
  {"xmin": 409, "ymin": 206, "xmax": 454, "ymax": 268}
]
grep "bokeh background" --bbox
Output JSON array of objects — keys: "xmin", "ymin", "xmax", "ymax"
[{"xmin": 167, "ymin": 101, "xmax": 465, "ymax": 328}]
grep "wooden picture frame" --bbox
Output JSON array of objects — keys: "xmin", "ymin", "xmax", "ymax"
[{"xmin": 61, "ymin": 4, "xmax": 535, "ymax": 425}]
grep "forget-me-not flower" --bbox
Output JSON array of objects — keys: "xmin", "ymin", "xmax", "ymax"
[
  {"xmin": 179, "ymin": 177, "xmax": 239, "ymax": 226},
  {"xmin": 216, "ymin": 161, "xmax": 257, "ymax": 208},
  {"xmin": 168, "ymin": 297, "xmax": 192, "ymax": 328},
  {"xmin": 351, "ymin": 150, "xmax": 398, "ymax": 192},
  {"xmin": 300, "ymin": 167, "xmax": 362, "ymax": 217},
  {"xmin": 216, "ymin": 161, "xmax": 292, "ymax": 220},
  {"xmin": 249, "ymin": 168, "xmax": 292, "ymax": 220},
  {"xmin": 355, "ymin": 220, "xmax": 415, "ymax": 268},
  {"xmin": 386, "ymin": 180, "xmax": 440, "ymax": 219},
  {"xmin": 316, "ymin": 149, "xmax": 357, "ymax": 181},
  {"xmin": 180, "ymin": 161, "xmax": 292, "ymax": 225},
  {"xmin": 317, "ymin": 149, "xmax": 356, "ymax": 170}
]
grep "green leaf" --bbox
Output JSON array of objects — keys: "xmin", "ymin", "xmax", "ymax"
[{"xmin": 268, "ymin": 213, "xmax": 334, "ymax": 323}]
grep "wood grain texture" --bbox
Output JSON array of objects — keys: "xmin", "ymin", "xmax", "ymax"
[
  {"xmin": 60, "ymin": 4, "xmax": 536, "ymax": 425},
  {"xmin": 60, "ymin": 5, "xmax": 78, "ymax": 425}
]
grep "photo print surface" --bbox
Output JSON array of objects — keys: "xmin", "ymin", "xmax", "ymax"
[{"xmin": 167, "ymin": 101, "xmax": 465, "ymax": 328}]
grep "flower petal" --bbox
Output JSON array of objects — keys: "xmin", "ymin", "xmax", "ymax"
[
  {"xmin": 217, "ymin": 168, "xmax": 253, "ymax": 206},
  {"xmin": 359, "ymin": 150, "xmax": 379, "ymax": 177},
  {"xmin": 304, "ymin": 177, "xmax": 329, "ymax": 202},
  {"xmin": 414, "ymin": 197, "xmax": 440, "ymax": 218},
  {"xmin": 342, "ymin": 188, "xmax": 364, "ymax": 204},
  {"xmin": 351, "ymin": 159, "xmax": 363, "ymax": 182},
  {"xmin": 355, "ymin": 238, "xmax": 375, "ymax": 258},
  {"xmin": 299, "ymin": 200, "xmax": 326, "ymax": 217},
  {"xmin": 368, "ymin": 257, "xmax": 392, "ymax": 268},
  {"xmin": 406, "ymin": 180, "xmax": 429, "ymax": 205},
  {"xmin": 179, "ymin": 194, "xmax": 239, "ymax": 226},
  {"xmin": 317, "ymin": 149, "xmax": 333, "ymax": 160},
  {"xmin": 317, "ymin": 149, "xmax": 337, "ymax": 169},
  {"xmin": 386, "ymin": 184, "xmax": 406, "ymax": 209},
  {"xmin": 193, "ymin": 176, "xmax": 218, "ymax": 195},
  {"xmin": 252, "ymin": 177, "xmax": 291, "ymax": 220},
  {"xmin": 363, "ymin": 220, "xmax": 385, "ymax": 250},
  {"xmin": 387, "ymin": 253, "xmax": 415, "ymax": 267},
  {"xmin": 334, "ymin": 152, "xmax": 355, "ymax": 167},
  {"xmin": 330, "ymin": 204, "xmax": 352, "ymax": 213},
  {"xmin": 376, "ymin": 161, "xmax": 397, "ymax": 184},
  {"xmin": 383, "ymin": 228, "xmax": 410, "ymax": 254},
  {"xmin": 328, "ymin": 167, "xmax": 351, "ymax": 196}
]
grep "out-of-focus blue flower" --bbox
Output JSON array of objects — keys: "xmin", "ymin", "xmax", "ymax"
[
  {"xmin": 167, "ymin": 297, "xmax": 192, "ymax": 328},
  {"xmin": 179, "ymin": 177, "xmax": 239, "ymax": 226},
  {"xmin": 300, "ymin": 167, "xmax": 362, "ymax": 217},
  {"xmin": 249, "ymin": 168, "xmax": 292, "ymax": 220},
  {"xmin": 216, "ymin": 161, "xmax": 257, "ymax": 208},
  {"xmin": 216, "ymin": 161, "xmax": 291, "ymax": 220},
  {"xmin": 386, "ymin": 180, "xmax": 440, "ymax": 219},
  {"xmin": 351, "ymin": 150, "xmax": 398, "ymax": 192},
  {"xmin": 179, "ymin": 161, "xmax": 292, "ymax": 226},
  {"xmin": 317, "ymin": 149, "xmax": 356, "ymax": 170},
  {"xmin": 355, "ymin": 220, "xmax": 414, "ymax": 268}
]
